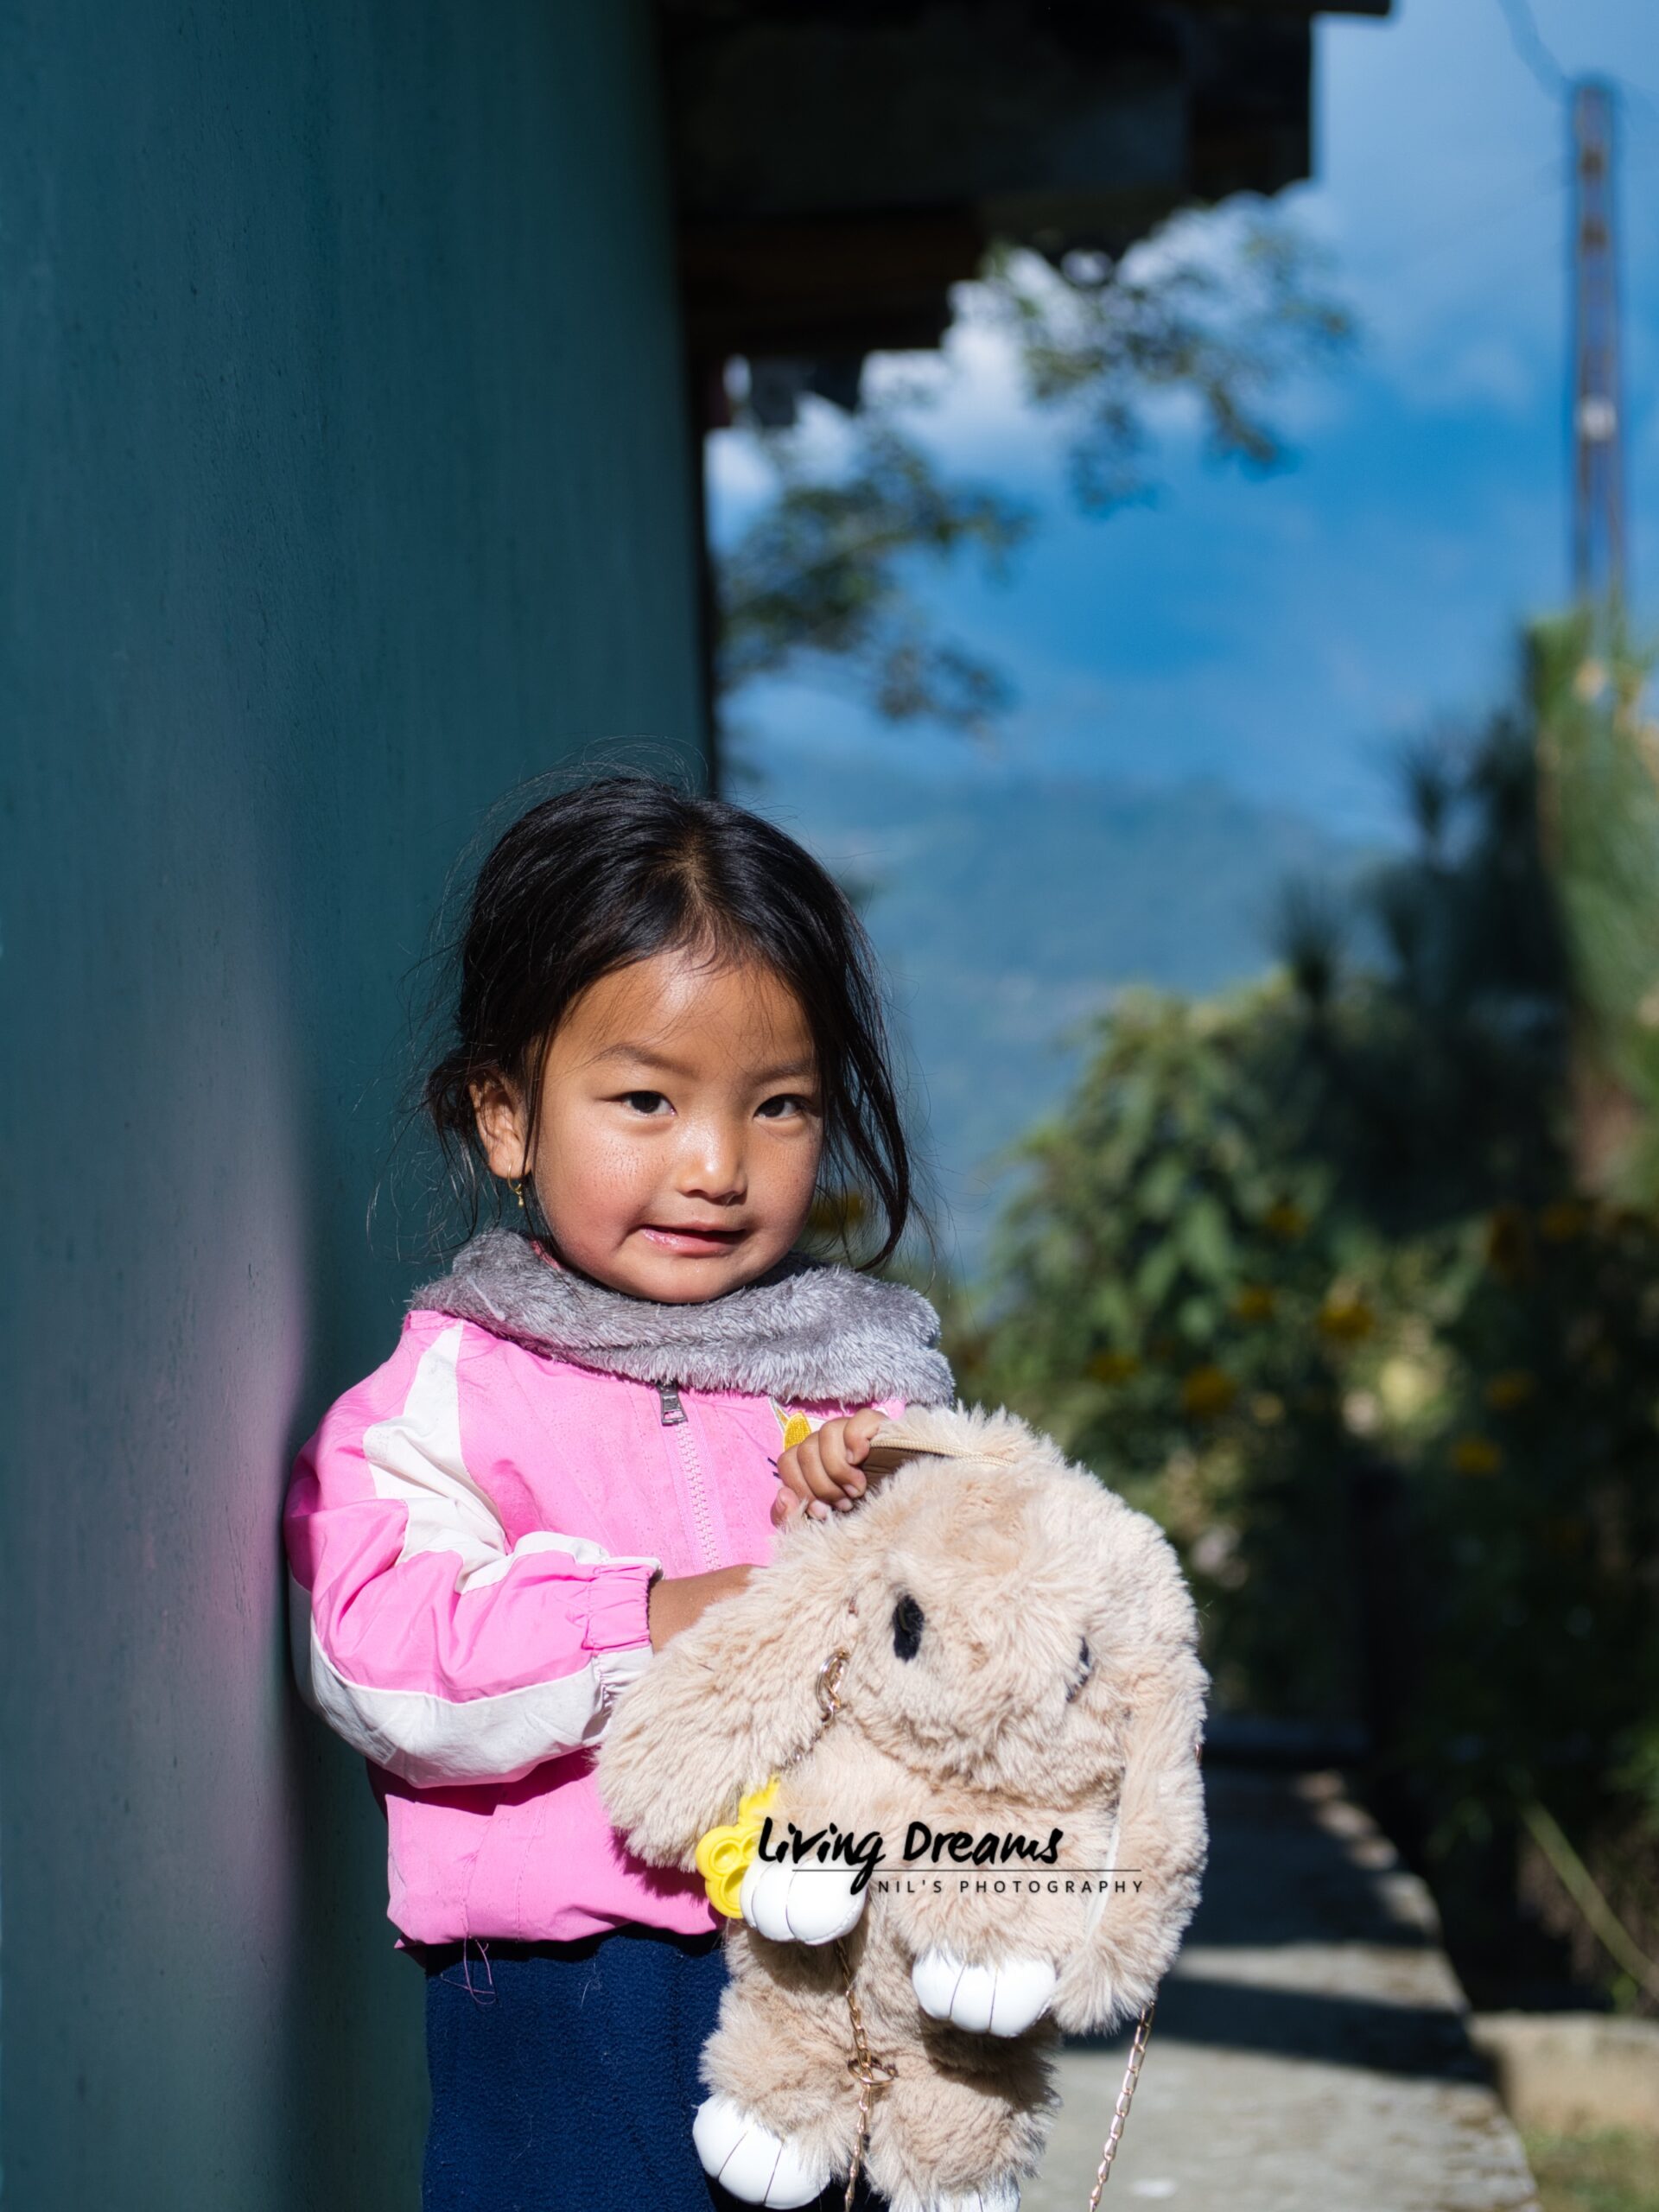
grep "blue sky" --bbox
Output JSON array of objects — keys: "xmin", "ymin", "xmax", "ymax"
[{"xmin": 711, "ymin": 0, "xmax": 1659, "ymax": 844}]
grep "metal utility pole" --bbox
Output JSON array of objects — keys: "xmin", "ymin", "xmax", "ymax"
[{"xmin": 1570, "ymin": 79, "xmax": 1626, "ymax": 606}]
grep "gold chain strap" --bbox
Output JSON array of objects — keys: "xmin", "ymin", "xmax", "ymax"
[
  {"xmin": 785, "ymin": 1648, "xmax": 852, "ymax": 1770},
  {"xmin": 1084, "ymin": 2000, "xmax": 1156, "ymax": 2209},
  {"xmin": 835, "ymin": 1931, "xmax": 899, "ymax": 2210},
  {"xmin": 779, "ymin": 1647, "xmax": 1155, "ymax": 2210},
  {"xmin": 781, "ymin": 1651, "xmax": 901, "ymax": 2203}
]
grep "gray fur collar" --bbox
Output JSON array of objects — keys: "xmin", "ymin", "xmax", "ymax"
[{"xmin": 411, "ymin": 1227, "xmax": 954, "ymax": 1407}]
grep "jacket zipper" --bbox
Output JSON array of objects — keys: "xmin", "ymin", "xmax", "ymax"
[{"xmin": 658, "ymin": 1384, "xmax": 721, "ymax": 1571}]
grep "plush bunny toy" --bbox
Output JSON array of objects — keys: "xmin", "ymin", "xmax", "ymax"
[{"xmin": 596, "ymin": 1403, "xmax": 1209, "ymax": 2212}]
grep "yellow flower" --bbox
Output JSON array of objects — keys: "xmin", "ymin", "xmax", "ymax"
[
  {"xmin": 1483, "ymin": 1370, "xmax": 1536, "ymax": 1412},
  {"xmin": 1180, "ymin": 1364, "xmax": 1237, "ymax": 1419},
  {"xmin": 1378, "ymin": 1355, "xmax": 1434, "ymax": 1421},
  {"xmin": 694, "ymin": 1779, "xmax": 781, "ymax": 1918},
  {"xmin": 1451, "ymin": 1433, "xmax": 1503, "ymax": 1476},
  {"xmin": 1317, "ymin": 1293, "xmax": 1376, "ymax": 1344},
  {"xmin": 1089, "ymin": 1349, "xmax": 1141, "ymax": 1384},
  {"xmin": 1262, "ymin": 1199, "xmax": 1309, "ymax": 1242},
  {"xmin": 1538, "ymin": 1200, "xmax": 1588, "ymax": 1243},
  {"xmin": 1249, "ymin": 1391, "xmax": 1285, "ymax": 1426},
  {"xmin": 1230, "ymin": 1283, "xmax": 1277, "ymax": 1323}
]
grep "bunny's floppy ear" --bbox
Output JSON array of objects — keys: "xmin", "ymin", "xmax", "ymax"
[
  {"xmin": 1053, "ymin": 1522, "xmax": 1211, "ymax": 2037},
  {"xmin": 861, "ymin": 1400, "xmax": 1047, "ymax": 1481},
  {"xmin": 595, "ymin": 1522, "xmax": 861, "ymax": 1871}
]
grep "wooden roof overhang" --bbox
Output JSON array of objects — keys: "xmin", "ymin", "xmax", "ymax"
[{"xmin": 657, "ymin": 0, "xmax": 1390, "ymax": 417}]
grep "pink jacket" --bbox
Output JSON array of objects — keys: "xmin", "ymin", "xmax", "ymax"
[{"xmin": 283, "ymin": 1229, "xmax": 951, "ymax": 1945}]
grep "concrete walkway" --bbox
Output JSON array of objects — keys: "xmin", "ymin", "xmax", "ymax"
[{"xmin": 1027, "ymin": 1765, "xmax": 1541, "ymax": 2212}]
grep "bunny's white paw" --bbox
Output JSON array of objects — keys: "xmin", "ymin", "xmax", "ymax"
[
  {"xmin": 912, "ymin": 1947, "xmax": 1058, "ymax": 2036},
  {"xmin": 692, "ymin": 2093, "xmax": 832, "ymax": 2208},
  {"xmin": 740, "ymin": 1854, "xmax": 868, "ymax": 1945},
  {"xmin": 932, "ymin": 2187, "xmax": 1021, "ymax": 2212}
]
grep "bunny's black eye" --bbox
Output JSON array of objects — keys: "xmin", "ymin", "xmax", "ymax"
[
  {"xmin": 1065, "ymin": 1638, "xmax": 1093, "ymax": 1703},
  {"xmin": 893, "ymin": 1592, "xmax": 925, "ymax": 1662}
]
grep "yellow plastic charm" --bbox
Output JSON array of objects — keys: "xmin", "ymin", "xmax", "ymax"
[{"xmin": 694, "ymin": 1778, "xmax": 782, "ymax": 1918}]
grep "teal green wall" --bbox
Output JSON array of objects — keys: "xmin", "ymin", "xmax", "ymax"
[{"xmin": 0, "ymin": 3, "xmax": 705, "ymax": 2203}]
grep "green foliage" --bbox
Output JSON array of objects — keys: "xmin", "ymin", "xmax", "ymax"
[
  {"xmin": 1408, "ymin": 1197, "xmax": 1659, "ymax": 1872},
  {"xmin": 716, "ymin": 424, "xmax": 1030, "ymax": 737},
  {"xmin": 981, "ymin": 217, "xmax": 1353, "ymax": 513},
  {"xmin": 1523, "ymin": 2127, "xmax": 1659, "ymax": 2212},
  {"xmin": 948, "ymin": 983, "xmax": 1372, "ymax": 1720},
  {"xmin": 1537, "ymin": 608, "xmax": 1659, "ymax": 1198},
  {"xmin": 947, "ymin": 618, "xmax": 1659, "ymax": 2006},
  {"xmin": 715, "ymin": 210, "xmax": 1353, "ymax": 737}
]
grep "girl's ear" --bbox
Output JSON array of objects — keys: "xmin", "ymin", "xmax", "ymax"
[
  {"xmin": 595, "ymin": 1530, "xmax": 858, "ymax": 1869},
  {"xmin": 468, "ymin": 1071, "xmax": 529, "ymax": 1180}
]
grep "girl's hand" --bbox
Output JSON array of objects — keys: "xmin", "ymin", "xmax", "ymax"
[
  {"xmin": 647, "ymin": 1566, "xmax": 754, "ymax": 1650},
  {"xmin": 772, "ymin": 1408, "xmax": 887, "ymax": 1529}
]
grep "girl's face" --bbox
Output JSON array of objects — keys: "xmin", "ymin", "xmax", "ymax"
[{"xmin": 471, "ymin": 945, "xmax": 825, "ymax": 1304}]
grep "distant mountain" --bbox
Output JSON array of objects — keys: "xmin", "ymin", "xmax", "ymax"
[{"xmin": 747, "ymin": 755, "xmax": 1364, "ymax": 1271}]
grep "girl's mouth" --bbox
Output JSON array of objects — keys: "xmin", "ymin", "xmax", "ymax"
[{"xmin": 639, "ymin": 1224, "xmax": 747, "ymax": 1256}]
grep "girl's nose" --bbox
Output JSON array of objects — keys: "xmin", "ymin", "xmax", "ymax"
[{"xmin": 676, "ymin": 1120, "xmax": 747, "ymax": 1204}]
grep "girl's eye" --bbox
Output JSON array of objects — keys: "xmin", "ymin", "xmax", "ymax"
[
  {"xmin": 620, "ymin": 1090, "xmax": 672, "ymax": 1116},
  {"xmin": 756, "ymin": 1093, "xmax": 812, "ymax": 1120}
]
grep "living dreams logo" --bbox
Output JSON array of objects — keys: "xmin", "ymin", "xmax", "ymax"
[{"xmin": 755, "ymin": 1816, "xmax": 1141, "ymax": 1898}]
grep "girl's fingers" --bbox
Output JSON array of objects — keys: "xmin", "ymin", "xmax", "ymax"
[
  {"xmin": 828, "ymin": 1409, "xmax": 887, "ymax": 1509},
  {"xmin": 814, "ymin": 1427, "xmax": 846, "ymax": 1482},
  {"xmin": 778, "ymin": 1440, "xmax": 844, "ymax": 1508},
  {"xmin": 799, "ymin": 1440, "xmax": 844, "ymax": 1503},
  {"xmin": 819, "ymin": 1430, "xmax": 859, "ymax": 1488},
  {"xmin": 777, "ymin": 1411, "xmax": 890, "ymax": 1522},
  {"xmin": 842, "ymin": 1407, "xmax": 887, "ymax": 1462},
  {"xmin": 772, "ymin": 1482, "xmax": 825, "ymax": 1527},
  {"xmin": 817, "ymin": 1421, "xmax": 872, "ymax": 1509}
]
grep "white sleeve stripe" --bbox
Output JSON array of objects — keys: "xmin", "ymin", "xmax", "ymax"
[
  {"xmin": 306, "ymin": 1611, "xmax": 655, "ymax": 1787},
  {"xmin": 361, "ymin": 1320, "xmax": 656, "ymax": 1594},
  {"xmin": 461, "ymin": 1528, "xmax": 660, "ymax": 1591}
]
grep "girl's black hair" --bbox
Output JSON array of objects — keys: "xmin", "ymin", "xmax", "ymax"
[{"xmin": 423, "ymin": 773, "xmax": 916, "ymax": 1268}]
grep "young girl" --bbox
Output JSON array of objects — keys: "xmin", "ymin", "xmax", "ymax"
[{"xmin": 283, "ymin": 774, "xmax": 953, "ymax": 2212}]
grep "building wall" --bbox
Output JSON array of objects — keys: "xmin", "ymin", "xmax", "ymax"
[{"xmin": 0, "ymin": 3, "xmax": 704, "ymax": 2202}]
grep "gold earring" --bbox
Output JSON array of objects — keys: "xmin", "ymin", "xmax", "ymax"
[{"xmin": 510, "ymin": 1177, "xmax": 526, "ymax": 1211}]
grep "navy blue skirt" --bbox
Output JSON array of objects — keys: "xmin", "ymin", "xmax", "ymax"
[{"xmin": 418, "ymin": 1925, "xmax": 887, "ymax": 2212}]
